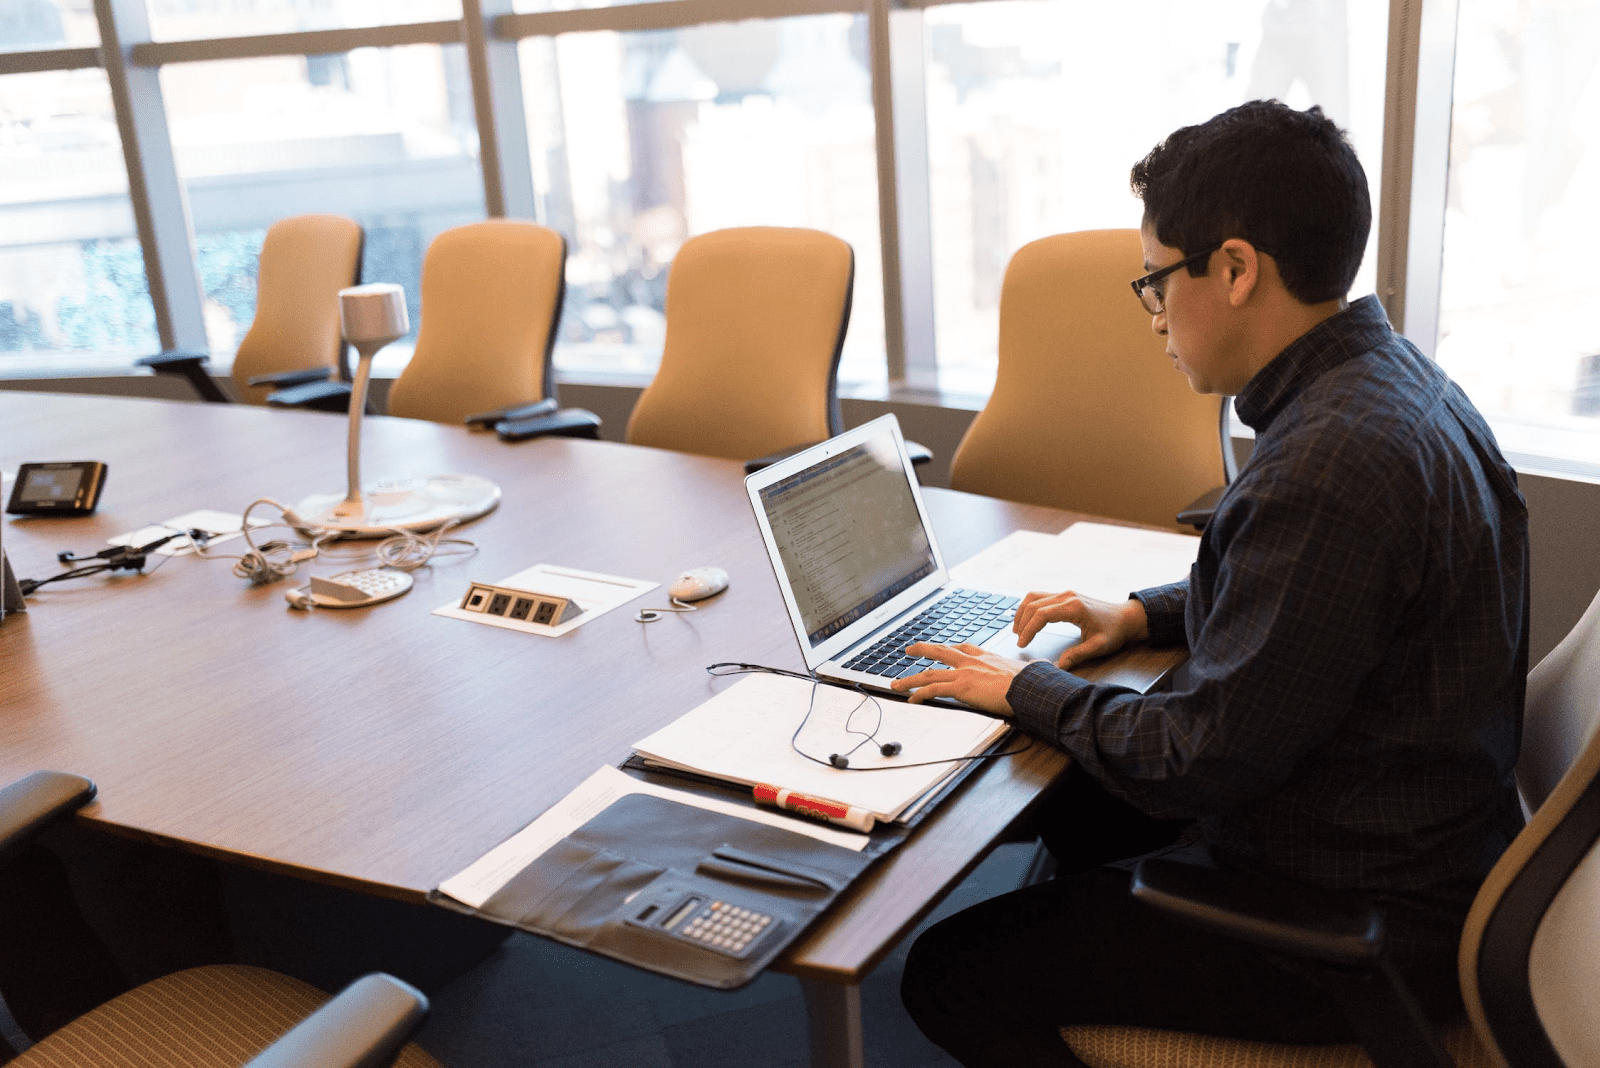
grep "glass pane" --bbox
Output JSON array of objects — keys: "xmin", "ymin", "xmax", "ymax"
[
  {"xmin": 513, "ymin": 0, "xmax": 639, "ymax": 10},
  {"xmin": 160, "ymin": 45, "xmax": 485, "ymax": 370},
  {"xmin": 0, "ymin": 0, "xmax": 99, "ymax": 51},
  {"xmin": 0, "ymin": 70, "xmax": 158, "ymax": 372},
  {"xmin": 923, "ymin": 0, "xmax": 1389, "ymax": 396},
  {"xmin": 147, "ymin": 0, "xmax": 461, "ymax": 43},
  {"xmin": 521, "ymin": 15, "xmax": 887, "ymax": 389},
  {"xmin": 1435, "ymin": 0, "xmax": 1600, "ymax": 470}
]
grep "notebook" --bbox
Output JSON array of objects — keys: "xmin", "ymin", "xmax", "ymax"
[{"xmin": 744, "ymin": 413, "xmax": 1078, "ymax": 694}]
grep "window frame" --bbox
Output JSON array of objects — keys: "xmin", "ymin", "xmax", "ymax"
[{"xmin": 3, "ymin": 0, "xmax": 1592, "ymax": 477}]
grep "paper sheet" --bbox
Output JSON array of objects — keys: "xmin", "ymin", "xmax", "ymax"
[
  {"xmin": 950, "ymin": 521, "xmax": 1199, "ymax": 603},
  {"xmin": 432, "ymin": 563, "xmax": 656, "ymax": 636},
  {"xmin": 633, "ymin": 673, "xmax": 1009, "ymax": 822},
  {"xmin": 108, "ymin": 510, "xmax": 268, "ymax": 556},
  {"xmin": 437, "ymin": 764, "xmax": 868, "ymax": 910}
]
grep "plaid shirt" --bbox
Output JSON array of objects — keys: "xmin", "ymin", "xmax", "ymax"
[{"xmin": 1009, "ymin": 296, "xmax": 1528, "ymax": 904}]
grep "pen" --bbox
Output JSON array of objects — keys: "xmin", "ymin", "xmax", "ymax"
[{"xmin": 753, "ymin": 783, "xmax": 876, "ymax": 833}]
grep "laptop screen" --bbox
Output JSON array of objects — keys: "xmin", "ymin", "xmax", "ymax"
[{"xmin": 756, "ymin": 431, "xmax": 936, "ymax": 647}]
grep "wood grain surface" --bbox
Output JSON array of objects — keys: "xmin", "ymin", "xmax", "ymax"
[{"xmin": 0, "ymin": 392, "xmax": 1186, "ymax": 984}]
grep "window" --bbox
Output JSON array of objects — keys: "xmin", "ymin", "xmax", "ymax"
[
  {"xmin": 1434, "ymin": 0, "xmax": 1600, "ymax": 470},
  {"xmin": 1, "ymin": 0, "xmax": 1594, "ymax": 477},
  {"xmin": 0, "ymin": 69, "xmax": 157, "ymax": 371},
  {"xmin": 522, "ymin": 15, "xmax": 887, "ymax": 388},
  {"xmin": 159, "ymin": 45, "xmax": 484, "ymax": 371},
  {"xmin": 922, "ymin": 0, "xmax": 1389, "ymax": 396},
  {"xmin": 145, "ymin": 0, "xmax": 462, "ymax": 43},
  {"xmin": 0, "ymin": 0, "xmax": 99, "ymax": 51}
]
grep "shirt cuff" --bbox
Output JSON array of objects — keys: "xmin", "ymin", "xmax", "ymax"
[
  {"xmin": 1134, "ymin": 581, "xmax": 1188, "ymax": 647},
  {"xmin": 1007, "ymin": 660, "xmax": 1090, "ymax": 739}
]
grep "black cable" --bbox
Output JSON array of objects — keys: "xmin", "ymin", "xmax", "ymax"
[
  {"xmin": 18, "ymin": 530, "xmax": 197, "ymax": 596},
  {"xmin": 703, "ymin": 661, "xmax": 1032, "ymax": 771}
]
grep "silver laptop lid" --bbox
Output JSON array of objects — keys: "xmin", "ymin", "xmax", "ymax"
[{"xmin": 745, "ymin": 414, "xmax": 949, "ymax": 672}]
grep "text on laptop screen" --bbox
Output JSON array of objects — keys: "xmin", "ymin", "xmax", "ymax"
[{"xmin": 757, "ymin": 438, "xmax": 936, "ymax": 646}]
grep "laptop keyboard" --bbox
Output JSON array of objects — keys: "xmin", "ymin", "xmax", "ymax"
[{"xmin": 842, "ymin": 588, "xmax": 1020, "ymax": 679}]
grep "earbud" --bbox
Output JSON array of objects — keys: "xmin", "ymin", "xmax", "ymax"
[
  {"xmin": 829, "ymin": 753, "xmax": 850, "ymax": 769},
  {"xmin": 880, "ymin": 742, "xmax": 902, "ymax": 757}
]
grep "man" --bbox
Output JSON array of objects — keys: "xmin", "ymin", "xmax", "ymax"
[{"xmin": 894, "ymin": 100, "xmax": 1527, "ymax": 1066}]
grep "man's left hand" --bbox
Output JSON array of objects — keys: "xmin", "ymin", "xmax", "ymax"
[{"xmin": 889, "ymin": 642, "xmax": 1025, "ymax": 716}]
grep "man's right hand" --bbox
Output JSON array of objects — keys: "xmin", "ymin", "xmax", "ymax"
[{"xmin": 1014, "ymin": 591, "xmax": 1150, "ymax": 671}]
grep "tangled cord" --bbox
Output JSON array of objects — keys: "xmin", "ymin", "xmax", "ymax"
[
  {"xmin": 199, "ymin": 499, "xmax": 337, "ymax": 585},
  {"xmin": 192, "ymin": 500, "xmax": 478, "ymax": 585},
  {"xmin": 373, "ymin": 518, "xmax": 477, "ymax": 571}
]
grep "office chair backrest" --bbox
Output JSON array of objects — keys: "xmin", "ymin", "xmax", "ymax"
[
  {"xmin": 231, "ymin": 214, "xmax": 363, "ymax": 405},
  {"xmin": 386, "ymin": 219, "xmax": 566, "ymax": 425},
  {"xmin": 1460, "ymin": 585, "xmax": 1600, "ymax": 1068},
  {"xmin": 949, "ymin": 230, "xmax": 1225, "ymax": 531},
  {"xmin": 625, "ymin": 226, "xmax": 853, "ymax": 462}
]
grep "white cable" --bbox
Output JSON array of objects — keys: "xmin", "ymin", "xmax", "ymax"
[
  {"xmin": 373, "ymin": 519, "xmax": 477, "ymax": 571},
  {"xmin": 636, "ymin": 598, "xmax": 698, "ymax": 623},
  {"xmin": 189, "ymin": 498, "xmax": 336, "ymax": 585},
  {"xmin": 190, "ymin": 501, "xmax": 475, "ymax": 585}
]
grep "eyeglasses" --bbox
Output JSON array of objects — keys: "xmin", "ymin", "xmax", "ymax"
[{"xmin": 1129, "ymin": 244, "xmax": 1221, "ymax": 315}]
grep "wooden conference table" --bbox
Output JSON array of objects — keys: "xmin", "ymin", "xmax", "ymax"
[{"xmin": 0, "ymin": 392, "xmax": 1182, "ymax": 1067}]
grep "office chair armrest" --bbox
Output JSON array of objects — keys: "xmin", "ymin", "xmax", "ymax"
[
  {"xmin": 1132, "ymin": 857, "xmax": 1384, "ymax": 967},
  {"xmin": 135, "ymin": 349, "xmax": 211, "ymax": 371},
  {"xmin": 247, "ymin": 368, "xmax": 335, "ymax": 389},
  {"xmin": 744, "ymin": 438, "xmax": 935, "ymax": 475},
  {"xmin": 466, "ymin": 397, "xmax": 556, "ymax": 429},
  {"xmin": 1176, "ymin": 485, "xmax": 1225, "ymax": 530},
  {"xmin": 496, "ymin": 407, "xmax": 602, "ymax": 442},
  {"xmin": 267, "ymin": 379, "xmax": 355, "ymax": 413},
  {"xmin": 136, "ymin": 350, "xmax": 231, "ymax": 403},
  {"xmin": 243, "ymin": 973, "xmax": 428, "ymax": 1068},
  {"xmin": 0, "ymin": 772, "xmax": 97, "ymax": 862}
]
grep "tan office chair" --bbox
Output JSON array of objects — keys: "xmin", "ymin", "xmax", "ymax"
[
  {"xmin": 623, "ymin": 226, "xmax": 853, "ymax": 464},
  {"xmin": 1061, "ymin": 587, "xmax": 1600, "ymax": 1068},
  {"xmin": 0, "ymin": 772, "xmax": 441, "ymax": 1068},
  {"xmin": 949, "ymin": 230, "xmax": 1229, "ymax": 532},
  {"xmin": 139, "ymin": 214, "xmax": 364, "ymax": 407},
  {"xmin": 273, "ymin": 220, "xmax": 599, "ymax": 437}
]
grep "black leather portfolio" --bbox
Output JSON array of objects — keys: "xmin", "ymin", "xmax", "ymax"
[{"xmin": 455, "ymin": 793, "xmax": 876, "ymax": 988}]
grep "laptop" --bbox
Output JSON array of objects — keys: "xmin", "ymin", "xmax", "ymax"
[{"xmin": 745, "ymin": 413, "xmax": 1077, "ymax": 692}]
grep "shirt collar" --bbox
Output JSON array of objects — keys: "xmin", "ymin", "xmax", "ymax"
[{"xmin": 1233, "ymin": 294, "xmax": 1395, "ymax": 433}]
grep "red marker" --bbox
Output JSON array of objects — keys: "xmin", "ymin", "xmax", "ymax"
[{"xmin": 753, "ymin": 783, "xmax": 875, "ymax": 832}]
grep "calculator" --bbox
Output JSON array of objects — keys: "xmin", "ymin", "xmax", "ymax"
[{"xmin": 626, "ymin": 887, "xmax": 781, "ymax": 959}]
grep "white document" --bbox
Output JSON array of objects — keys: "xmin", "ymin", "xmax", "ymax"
[
  {"xmin": 633, "ymin": 673, "xmax": 1009, "ymax": 823},
  {"xmin": 433, "ymin": 563, "xmax": 656, "ymax": 636},
  {"xmin": 437, "ymin": 764, "xmax": 867, "ymax": 910},
  {"xmin": 950, "ymin": 521, "xmax": 1199, "ymax": 603},
  {"xmin": 108, "ymin": 510, "xmax": 268, "ymax": 556}
]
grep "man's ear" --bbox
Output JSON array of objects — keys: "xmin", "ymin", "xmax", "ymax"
[{"xmin": 1218, "ymin": 238, "xmax": 1260, "ymax": 308}]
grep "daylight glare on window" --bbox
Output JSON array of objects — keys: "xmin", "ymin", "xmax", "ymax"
[
  {"xmin": 523, "ymin": 17, "xmax": 885, "ymax": 388},
  {"xmin": 145, "ymin": 0, "xmax": 462, "ymax": 42},
  {"xmin": 922, "ymin": 0, "xmax": 1388, "ymax": 397},
  {"xmin": 0, "ymin": 69, "xmax": 157, "ymax": 369},
  {"xmin": 159, "ymin": 45, "xmax": 483, "ymax": 370},
  {"xmin": 1435, "ymin": 0, "xmax": 1600, "ymax": 469}
]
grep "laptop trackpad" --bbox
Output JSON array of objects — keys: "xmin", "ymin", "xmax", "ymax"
[{"xmin": 982, "ymin": 622, "xmax": 1080, "ymax": 666}]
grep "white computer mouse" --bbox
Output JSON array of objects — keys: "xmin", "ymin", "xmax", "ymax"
[{"xmin": 669, "ymin": 566, "xmax": 729, "ymax": 602}]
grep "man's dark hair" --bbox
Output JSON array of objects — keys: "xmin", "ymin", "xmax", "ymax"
[{"xmin": 1130, "ymin": 100, "xmax": 1371, "ymax": 305}]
